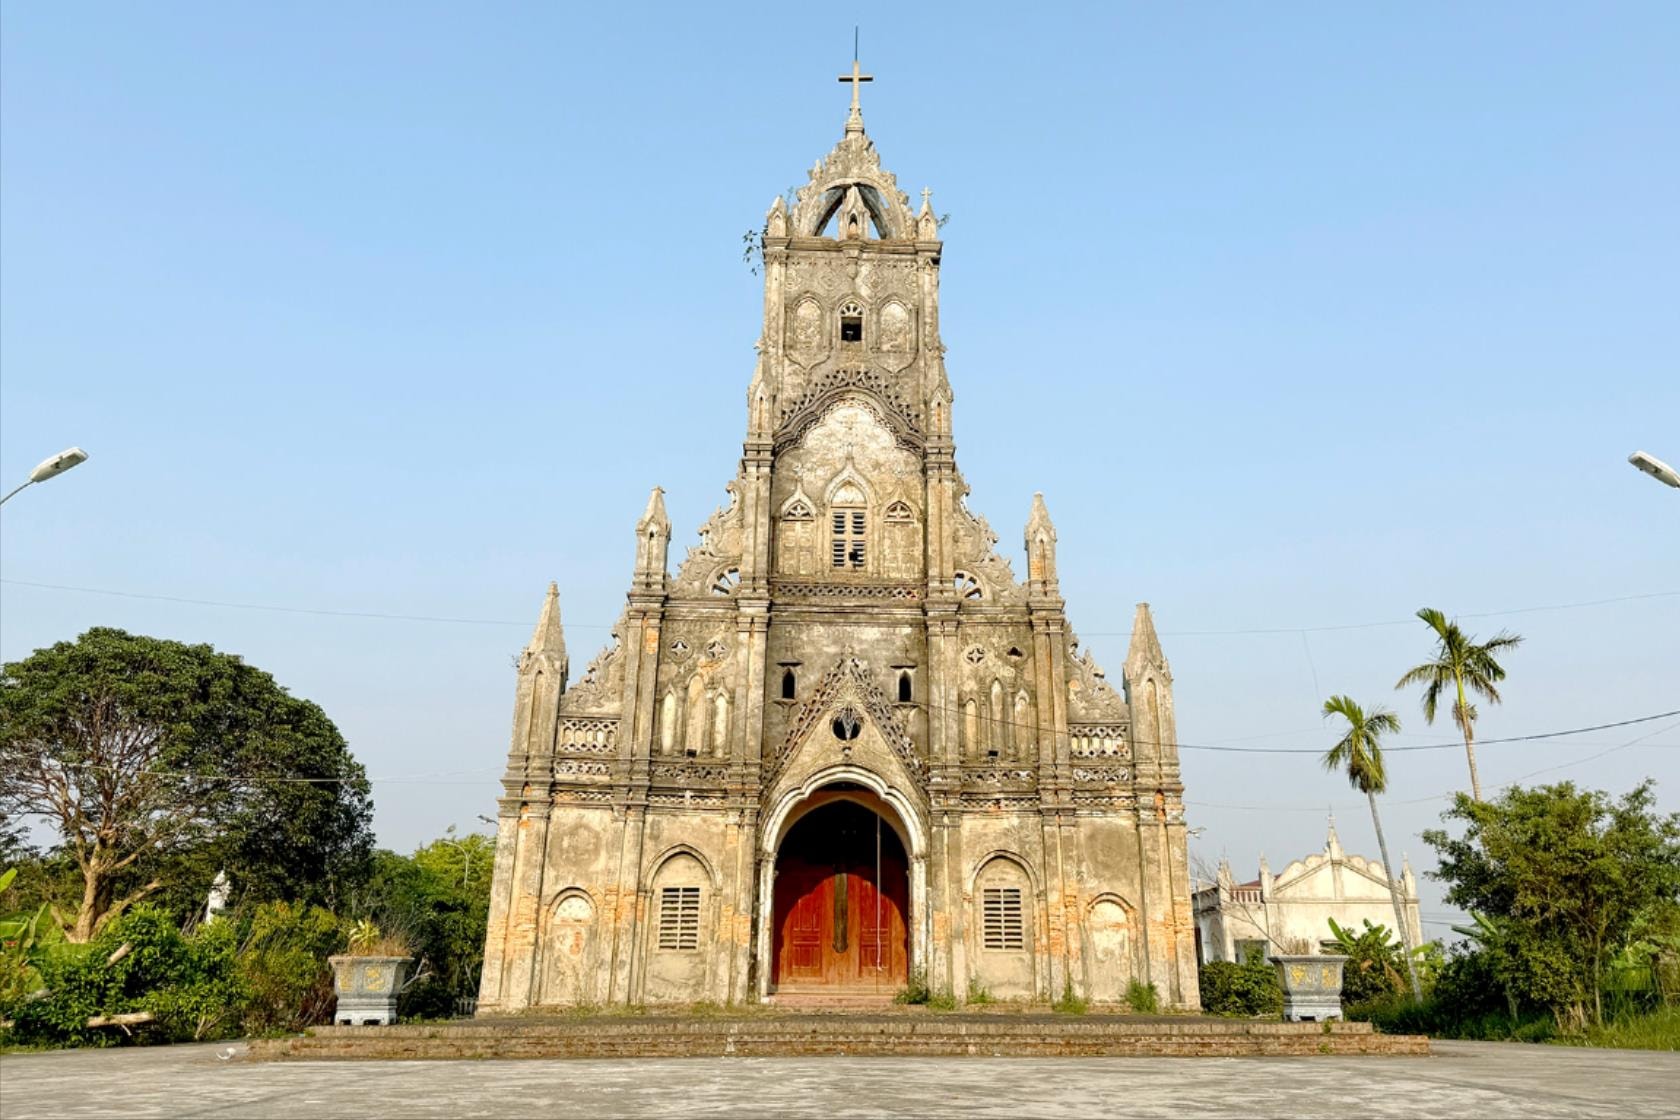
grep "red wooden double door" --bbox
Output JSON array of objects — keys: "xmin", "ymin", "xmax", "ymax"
[{"xmin": 772, "ymin": 798, "xmax": 909, "ymax": 990}]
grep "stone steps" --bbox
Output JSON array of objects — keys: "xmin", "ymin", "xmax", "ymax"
[{"xmin": 252, "ymin": 1015, "xmax": 1428, "ymax": 1061}]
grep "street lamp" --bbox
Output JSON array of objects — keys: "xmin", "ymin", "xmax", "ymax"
[
  {"xmin": 1629, "ymin": 450, "xmax": 1680, "ymax": 490},
  {"xmin": 0, "ymin": 447, "xmax": 89, "ymax": 507}
]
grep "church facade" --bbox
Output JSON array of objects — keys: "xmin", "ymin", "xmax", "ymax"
[{"xmin": 477, "ymin": 75, "xmax": 1200, "ymax": 1012}]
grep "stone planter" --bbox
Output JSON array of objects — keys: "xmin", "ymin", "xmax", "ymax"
[
  {"xmin": 329, "ymin": 955, "xmax": 414, "ymax": 1026},
  {"xmin": 1269, "ymin": 954, "xmax": 1348, "ymax": 1022}
]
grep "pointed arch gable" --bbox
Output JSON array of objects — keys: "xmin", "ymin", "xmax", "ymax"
[
  {"xmin": 822, "ymin": 462, "xmax": 875, "ymax": 506},
  {"xmin": 966, "ymin": 850, "xmax": 1042, "ymax": 896},
  {"xmin": 643, "ymin": 843, "xmax": 722, "ymax": 890},
  {"xmin": 766, "ymin": 656, "xmax": 926, "ymax": 789}
]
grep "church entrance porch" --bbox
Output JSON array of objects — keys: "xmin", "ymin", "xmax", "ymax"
[{"xmin": 771, "ymin": 795, "xmax": 909, "ymax": 994}]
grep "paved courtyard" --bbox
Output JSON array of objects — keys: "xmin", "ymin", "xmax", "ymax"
[{"xmin": 2, "ymin": 1039, "xmax": 1676, "ymax": 1118}]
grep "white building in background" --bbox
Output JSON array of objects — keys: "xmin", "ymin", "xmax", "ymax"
[{"xmin": 1193, "ymin": 822, "xmax": 1422, "ymax": 963}]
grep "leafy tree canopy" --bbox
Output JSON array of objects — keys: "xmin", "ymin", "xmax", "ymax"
[
  {"xmin": 0, "ymin": 627, "xmax": 374, "ymax": 940},
  {"xmin": 1423, "ymin": 780, "xmax": 1680, "ymax": 1028}
]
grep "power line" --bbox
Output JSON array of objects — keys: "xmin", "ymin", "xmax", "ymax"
[
  {"xmin": 4, "ymin": 578, "xmax": 1676, "ymax": 638},
  {"xmin": 34, "ymin": 709, "xmax": 1679, "ymax": 790}
]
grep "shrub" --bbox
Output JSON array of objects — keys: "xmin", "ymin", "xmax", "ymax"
[
  {"xmin": 1125, "ymin": 979, "xmax": 1159, "ymax": 1013},
  {"xmin": 8, "ymin": 906, "xmax": 246, "ymax": 1047},
  {"xmin": 1198, "ymin": 958, "xmax": 1283, "ymax": 1017},
  {"xmin": 894, "ymin": 968, "xmax": 932, "ymax": 1005},
  {"xmin": 1052, "ymin": 978, "xmax": 1088, "ymax": 1015},
  {"xmin": 238, "ymin": 901, "xmax": 344, "ymax": 1036},
  {"xmin": 966, "ymin": 977, "xmax": 994, "ymax": 1005}
]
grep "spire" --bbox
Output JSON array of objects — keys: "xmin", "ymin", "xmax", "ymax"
[
  {"xmin": 1124, "ymin": 602, "xmax": 1170, "ymax": 680},
  {"xmin": 766, "ymin": 195, "xmax": 788, "ymax": 238},
  {"xmin": 517, "ymin": 581, "xmax": 568, "ymax": 687},
  {"xmin": 1217, "ymin": 858, "xmax": 1234, "ymax": 887},
  {"xmin": 1326, "ymin": 815, "xmax": 1343, "ymax": 860},
  {"xmin": 526, "ymin": 581, "xmax": 566, "ymax": 660},
  {"xmin": 1025, "ymin": 492, "xmax": 1058, "ymax": 592},
  {"xmin": 917, "ymin": 187, "xmax": 938, "ymax": 239},
  {"xmin": 637, "ymin": 486, "xmax": 670, "ymax": 534},
  {"xmin": 633, "ymin": 486, "xmax": 671, "ymax": 594}
]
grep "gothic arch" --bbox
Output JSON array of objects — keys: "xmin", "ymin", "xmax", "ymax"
[
  {"xmin": 966, "ymin": 850, "xmax": 1042, "ymax": 897},
  {"xmin": 755, "ymin": 765, "xmax": 930, "ymax": 999},
  {"xmin": 822, "ymin": 462, "xmax": 875, "ymax": 506},
  {"xmin": 1084, "ymin": 892, "xmax": 1141, "ymax": 1003},
  {"xmin": 537, "ymin": 886, "xmax": 601, "ymax": 1006},
  {"xmin": 643, "ymin": 842, "xmax": 723, "ymax": 891}
]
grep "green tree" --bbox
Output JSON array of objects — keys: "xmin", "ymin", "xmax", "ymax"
[
  {"xmin": 0, "ymin": 628, "xmax": 374, "ymax": 941},
  {"xmin": 1394, "ymin": 608, "xmax": 1523, "ymax": 802},
  {"xmin": 357, "ymin": 827, "xmax": 494, "ymax": 1018},
  {"xmin": 1320, "ymin": 695, "xmax": 1421, "ymax": 999},
  {"xmin": 1424, "ymin": 781, "xmax": 1680, "ymax": 1029}
]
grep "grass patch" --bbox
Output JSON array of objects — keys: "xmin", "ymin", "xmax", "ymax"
[
  {"xmin": 1552, "ymin": 1006, "xmax": 1680, "ymax": 1052},
  {"xmin": 1125, "ymin": 980, "xmax": 1159, "ymax": 1014},
  {"xmin": 1052, "ymin": 979, "xmax": 1088, "ymax": 1016}
]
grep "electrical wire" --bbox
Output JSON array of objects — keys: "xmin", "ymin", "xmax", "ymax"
[
  {"xmin": 33, "ymin": 709, "xmax": 1680, "ymax": 789},
  {"xmin": 4, "ymin": 578, "xmax": 1675, "ymax": 637}
]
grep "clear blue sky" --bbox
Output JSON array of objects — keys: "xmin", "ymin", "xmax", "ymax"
[{"xmin": 3, "ymin": 3, "xmax": 1677, "ymax": 933}]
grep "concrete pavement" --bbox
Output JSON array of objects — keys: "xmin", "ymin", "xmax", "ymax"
[{"xmin": 1, "ymin": 1038, "xmax": 1676, "ymax": 1118}]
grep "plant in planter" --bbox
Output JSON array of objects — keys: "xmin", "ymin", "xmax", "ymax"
[
  {"xmin": 1269, "ymin": 937, "xmax": 1348, "ymax": 1022},
  {"xmin": 328, "ymin": 920, "xmax": 422, "ymax": 1026}
]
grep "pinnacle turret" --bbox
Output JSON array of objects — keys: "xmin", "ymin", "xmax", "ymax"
[
  {"xmin": 524, "ymin": 581, "xmax": 566, "ymax": 663},
  {"xmin": 633, "ymin": 486, "xmax": 671, "ymax": 593},
  {"xmin": 1025, "ymin": 492, "xmax": 1059, "ymax": 593},
  {"xmin": 1124, "ymin": 602, "xmax": 1170, "ymax": 681}
]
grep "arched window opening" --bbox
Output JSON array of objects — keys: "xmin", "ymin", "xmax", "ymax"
[
  {"xmin": 831, "ymin": 483, "xmax": 867, "ymax": 569},
  {"xmin": 953, "ymin": 571, "xmax": 982, "ymax": 600},
  {"xmin": 885, "ymin": 501, "xmax": 913, "ymax": 523},
  {"xmin": 831, "ymin": 707, "xmax": 862, "ymax": 741},
  {"xmin": 781, "ymin": 668, "xmax": 797, "ymax": 700},
  {"xmin": 839, "ymin": 299, "xmax": 864, "ymax": 344},
  {"xmin": 897, "ymin": 671, "xmax": 913, "ymax": 704}
]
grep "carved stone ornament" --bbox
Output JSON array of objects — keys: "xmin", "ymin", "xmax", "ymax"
[
  {"xmin": 789, "ymin": 132, "xmax": 916, "ymax": 240},
  {"xmin": 770, "ymin": 656, "xmax": 925, "ymax": 784},
  {"xmin": 672, "ymin": 477, "xmax": 746, "ymax": 596},
  {"xmin": 560, "ymin": 617, "xmax": 625, "ymax": 716}
]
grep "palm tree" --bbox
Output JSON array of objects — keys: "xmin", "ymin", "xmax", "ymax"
[
  {"xmin": 1321, "ymin": 695, "xmax": 1421, "ymax": 1000},
  {"xmin": 1394, "ymin": 607, "xmax": 1523, "ymax": 802}
]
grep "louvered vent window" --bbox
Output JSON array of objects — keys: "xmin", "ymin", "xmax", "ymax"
[
  {"xmin": 831, "ymin": 508, "xmax": 865, "ymax": 568},
  {"xmin": 981, "ymin": 887, "xmax": 1025, "ymax": 951},
  {"xmin": 658, "ymin": 886, "xmax": 700, "ymax": 950}
]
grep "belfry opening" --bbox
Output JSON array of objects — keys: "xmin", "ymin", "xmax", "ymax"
[{"xmin": 771, "ymin": 787, "xmax": 909, "ymax": 994}]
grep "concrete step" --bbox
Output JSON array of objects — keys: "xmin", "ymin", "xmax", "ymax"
[{"xmin": 251, "ymin": 1014, "xmax": 1428, "ymax": 1061}]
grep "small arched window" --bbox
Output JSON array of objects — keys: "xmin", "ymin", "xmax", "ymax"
[
  {"xmin": 885, "ymin": 501, "xmax": 913, "ymax": 523},
  {"xmin": 897, "ymin": 671, "xmax": 913, "ymax": 704},
  {"xmin": 781, "ymin": 668, "xmax": 797, "ymax": 700},
  {"xmin": 839, "ymin": 298, "xmax": 863, "ymax": 344},
  {"xmin": 830, "ymin": 482, "xmax": 867, "ymax": 569}
]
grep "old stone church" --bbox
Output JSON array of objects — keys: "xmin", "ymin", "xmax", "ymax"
[{"xmin": 478, "ymin": 68, "xmax": 1199, "ymax": 1012}]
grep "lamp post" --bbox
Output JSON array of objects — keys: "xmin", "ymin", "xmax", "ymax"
[
  {"xmin": 0, "ymin": 447, "xmax": 89, "ymax": 507},
  {"xmin": 1629, "ymin": 450, "xmax": 1680, "ymax": 490}
]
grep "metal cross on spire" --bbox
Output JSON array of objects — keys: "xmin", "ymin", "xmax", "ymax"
[{"xmin": 837, "ymin": 28, "xmax": 872, "ymax": 134}]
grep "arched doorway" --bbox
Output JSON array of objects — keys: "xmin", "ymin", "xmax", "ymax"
[{"xmin": 771, "ymin": 795, "xmax": 909, "ymax": 992}]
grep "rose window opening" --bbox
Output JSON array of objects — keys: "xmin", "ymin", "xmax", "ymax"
[
  {"xmin": 710, "ymin": 567, "xmax": 741, "ymax": 596},
  {"xmin": 831, "ymin": 707, "xmax": 863, "ymax": 742}
]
